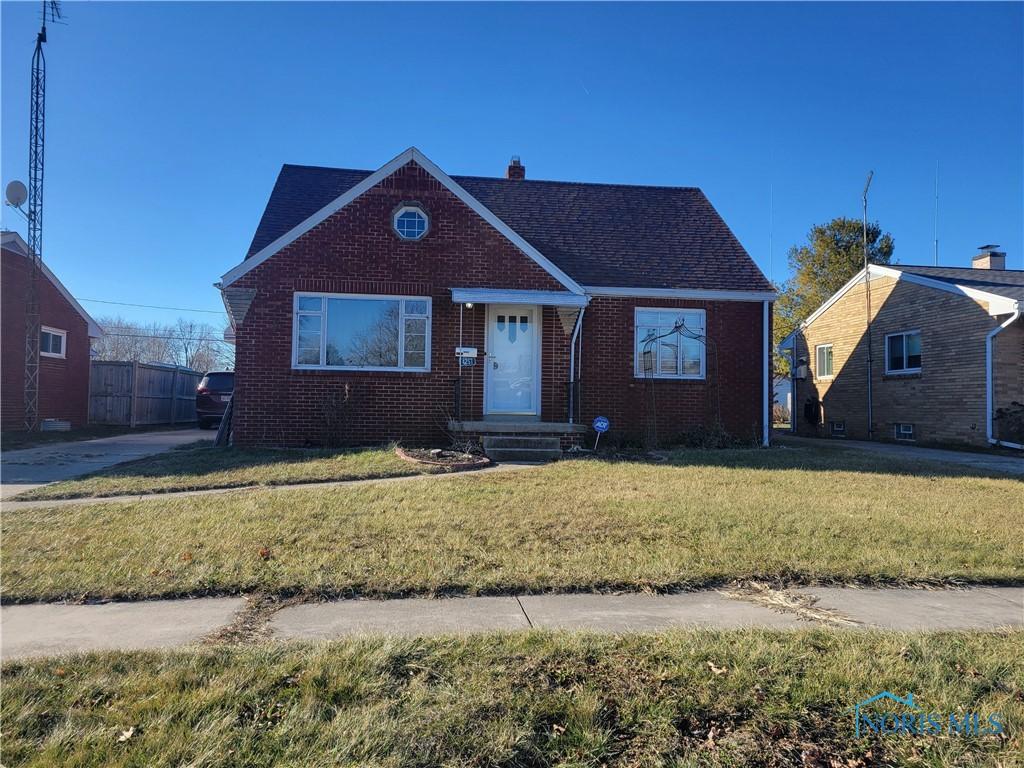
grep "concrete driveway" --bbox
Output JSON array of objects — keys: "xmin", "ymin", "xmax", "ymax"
[
  {"xmin": 0, "ymin": 428, "xmax": 210, "ymax": 499},
  {"xmin": 778, "ymin": 435, "xmax": 1023, "ymax": 477}
]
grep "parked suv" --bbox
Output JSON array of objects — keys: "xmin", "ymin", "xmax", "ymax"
[{"xmin": 196, "ymin": 371, "xmax": 234, "ymax": 429}]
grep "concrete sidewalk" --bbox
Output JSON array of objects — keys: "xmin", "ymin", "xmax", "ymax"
[
  {"xmin": 3, "ymin": 587, "xmax": 1021, "ymax": 660},
  {"xmin": 777, "ymin": 435, "xmax": 1024, "ymax": 477},
  {"xmin": 0, "ymin": 429, "xmax": 210, "ymax": 499}
]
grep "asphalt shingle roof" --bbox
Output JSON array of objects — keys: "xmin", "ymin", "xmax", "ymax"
[
  {"xmin": 245, "ymin": 164, "xmax": 773, "ymax": 293},
  {"xmin": 895, "ymin": 264, "xmax": 1024, "ymax": 302}
]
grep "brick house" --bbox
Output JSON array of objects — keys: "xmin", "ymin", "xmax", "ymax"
[
  {"xmin": 778, "ymin": 247, "xmax": 1023, "ymax": 450},
  {"xmin": 1, "ymin": 231, "xmax": 103, "ymax": 432},
  {"xmin": 218, "ymin": 148, "xmax": 775, "ymax": 454}
]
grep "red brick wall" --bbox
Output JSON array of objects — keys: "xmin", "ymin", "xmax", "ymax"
[
  {"xmin": 2, "ymin": 247, "xmax": 91, "ymax": 431},
  {"xmin": 230, "ymin": 162, "xmax": 570, "ymax": 447},
  {"xmin": 578, "ymin": 296, "xmax": 768, "ymax": 446},
  {"xmin": 229, "ymin": 161, "xmax": 768, "ymax": 447}
]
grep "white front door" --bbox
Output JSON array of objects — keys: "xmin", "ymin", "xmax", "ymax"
[{"xmin": 485, "ymin": 305, "xmax": 540, "ymax": 415}]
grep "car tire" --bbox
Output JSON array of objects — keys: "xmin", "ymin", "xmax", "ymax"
[{"xmin": 198, "ymin": 418, "xmax": 215, "ymax": 430}]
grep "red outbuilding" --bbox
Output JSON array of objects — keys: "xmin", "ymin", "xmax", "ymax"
[{"xmin": 2, "ymin": 231, "xmax": 102, "ymax": 432}]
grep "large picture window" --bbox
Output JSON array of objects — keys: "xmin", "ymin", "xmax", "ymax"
[
  {"xmin": 293, "ymin": 293, "xmax": 431, "ymax": 371},
  {"xmin": 634, "ymin": 308, "xmax": 706, "ymax": 379},
  {"xmin": 885, "ymin": 330, "xmax": 921, "ymax": 374}
]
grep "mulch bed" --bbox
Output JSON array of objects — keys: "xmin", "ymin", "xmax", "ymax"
[{"xmin": 395, "ymin": 446, "xmax": 492, "ymax": 471}]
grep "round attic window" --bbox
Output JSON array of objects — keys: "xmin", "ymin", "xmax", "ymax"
[{"xmin": 393, "ymin": 206, "xmax": 428, "ymax": 241}]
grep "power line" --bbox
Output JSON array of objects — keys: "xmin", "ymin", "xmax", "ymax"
[
  {"xmin": 102, "ymin": 332, "xmax": 230, "ymax": 343},
  {"xmin": 79, "ymin": 297, "xmax": 223, "ymax": 314}
]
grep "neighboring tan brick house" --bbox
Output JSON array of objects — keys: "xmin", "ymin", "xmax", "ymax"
[
  {"xmin": 1, "ymin": 231, "xmax": 103, "ymax": 432},
  {"xmin": 779, "ymin": 248, "xmax": 1024, "ymax": 450},
  {"xmin": 218, "ymin": 148, "xmax": 775, "ymax": 452}
]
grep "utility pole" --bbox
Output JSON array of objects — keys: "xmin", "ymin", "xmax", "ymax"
[
  {"xmin": 23, "ymin": 1, "xmax": 63, "ymax": 431},
  {"xmin": 862, "ymin": 171, "xmax": 874, "ymax": 440}
]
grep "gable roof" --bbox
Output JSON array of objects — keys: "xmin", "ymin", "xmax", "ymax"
[
  {"xmin": 893, "ymin": 264, "xmax": 1024, "ymax": 303},
  {"xmin": 224, "ymin": 148, "xmax": 583, "ymax": 293},
  {"xmin": 777, "ymin": 262, "xmax": 1024, "ymax": 351},
  {"xmin": 1, "ymin": 231, "xmax": 103, "ymax": 337},
  {"xmin": 227, "ymin": 148, "xmax": 774, "ymax": 297}
]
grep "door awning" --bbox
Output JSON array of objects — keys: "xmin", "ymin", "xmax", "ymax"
[{"xmin": 450, "ymin": 288, "xmax": 588, "ymax": 308}]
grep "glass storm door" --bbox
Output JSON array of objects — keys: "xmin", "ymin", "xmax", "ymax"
[{"xmin": 485, "ymin": 305, "xmax": 539, "ymax": 415}]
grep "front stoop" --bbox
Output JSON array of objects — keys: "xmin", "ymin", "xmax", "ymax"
[{"xmin": 481, "ymin": 436, "xmax": 562, "ymax": 462}]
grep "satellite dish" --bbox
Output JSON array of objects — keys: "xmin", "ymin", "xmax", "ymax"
[{"xmin": 5, "ymin": 180, "xmax": 27, "ymax": 208}]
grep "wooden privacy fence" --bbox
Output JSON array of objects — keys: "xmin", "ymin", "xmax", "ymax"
[{"xmin": 89, "ymin": 362, "xmax": 203, "ymax": 426}]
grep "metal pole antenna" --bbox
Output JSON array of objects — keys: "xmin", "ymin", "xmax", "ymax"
[
  {"xmin": 862, "ymin": 171, "xmax": 874, "ymax": 440},
  {"xmin": 22, "ymin": 1, "xmax": 62, "ymax": 430},
  {"xmin": 933, "ymin": 162, "xmax": 939, "ymax": 266}
]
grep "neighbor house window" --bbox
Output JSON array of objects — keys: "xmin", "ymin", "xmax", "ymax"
[
  {"xmin": 393, "ymin": 206, "xmax": 428, "ymax": 241},
  {"xmin": 886, "ymin": 331, "xmax": 921, "ymax": 374},
  {"xmin": 894, "ymin": 423, "xmax": 915, "ymax": 441},
  {"xmin": 829, "ymin": 420, "xmax": 846, "ymax": 437},
  {"xmin": 40, "ymin": 326, "xmax": 66, "ymax": 358},
  {"xmin": 293, "ymin": 293, "xmax": 431, "ymax": 371},
  {"xmin": 815, "ymin": 344, "xmax": 834, "ymax": 379},
  {"xmin": 634, "ymin": 308, "xmax": 705, "ymax": 379}
]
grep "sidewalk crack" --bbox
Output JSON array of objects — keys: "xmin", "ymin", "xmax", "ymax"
[{"xmin": 515, "ymin": 595, "xmax": 534, "ymax": 629}]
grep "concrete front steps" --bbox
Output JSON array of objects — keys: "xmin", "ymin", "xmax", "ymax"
[{"xmin": 482, "ymin": 435, "xmax": 562, "ymax": 462}]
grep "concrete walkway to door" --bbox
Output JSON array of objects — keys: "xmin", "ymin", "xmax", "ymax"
[
  {"xmin": 0, "ymin": 428, "xmax": 210, "ymax": 499},
  {"xmin": 776, "ymin": 435, "xmax": 1023, "ymax": 477}
]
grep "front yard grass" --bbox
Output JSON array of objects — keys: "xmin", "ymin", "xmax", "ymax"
[
  {"xmin": 3, "ymin": 446, "xmax": 1021, "ymax": 602},
  {"xmin": 2, "ymin": 630, "xmax": 1021, "ymax": 766},
  {"xmin": 13, "ymin": 442, "xmax": 440, "ymax": 500}
]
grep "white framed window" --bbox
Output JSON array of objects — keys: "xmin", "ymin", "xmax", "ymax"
[
  {"xmin": 885, "ymin": 330, "xmax": 921, "ymax": 374},
  {"xmin": 829, "ymin": 420, "xmax": 846, "ymax": 437},
  {"xmin": 894, "ymin": 422, "xmax": 916, "ymax": 441},
  {"xmin": 292, "ymin": 293, "xmax": 431, "ymax": 371},
  {"xmin": 40, "ymin": 326, "xmax": 66, "ymax": 358},
  {"xmin": 393, "ymin": 206, "xmax": 429, "ymax": 241},
  {"xmin": 634, "ymin": 308, "xmax": 706, "ymax": 380},
  {"xmin": 815, "ymin": 344, "xmax": 834, "ymax": 379}
]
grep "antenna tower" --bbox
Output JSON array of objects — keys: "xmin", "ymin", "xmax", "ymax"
[{"xmin": 23, "ymin": 1, "xmax": 62, "ymax": 430}]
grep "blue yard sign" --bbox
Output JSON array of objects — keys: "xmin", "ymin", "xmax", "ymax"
[{"xmin": 592, "ymin": 415, "xmax": 610, "ymax": 450}]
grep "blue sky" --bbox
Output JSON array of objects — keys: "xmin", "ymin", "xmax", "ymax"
[{"xmin": 2, "ymin": 1, "xmax": 1021, "ymax": 328}]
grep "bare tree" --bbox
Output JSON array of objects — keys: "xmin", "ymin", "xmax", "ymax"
[{"xmin": 91, "ymin": 315, "xmax": 234, "ymax": 371}]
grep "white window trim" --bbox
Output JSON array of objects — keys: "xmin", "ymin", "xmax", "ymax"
[
  {"xmin": 633, "ymin": 307, "xmax": 707, "ymax": 380},
  {"xmin": 392, "ymin": 205, "xmax": 429, "ymax": 241},
  {"xmin": 291, "ymin": 292, "xmax": 431, "ymax": 372},
  {"xmin": 884, "ymin": 330, "xmax": 922, "ymax": 375},
  {"xmin": 894, "ymin": 422, "xmax": 916, "ymax": 441},
  {"xmin": 40, "ymin": 326, "xmax": 67, "ymax": 359},
  {"xmin": 815, "ymin": 343, "xmax": 834, "ymax": 380}
]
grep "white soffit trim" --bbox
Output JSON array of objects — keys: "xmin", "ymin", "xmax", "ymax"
[
  {"xmin": 1, "ymin": 231, "xmax": 103, "ymax": 337},
  {"xmin": 870, "ymin": 264, "xmax": 1019, "ymax": 315},
  {"xmin": 220, "ymin": 147, "xmax": 585, "ymax": 294},
  {"xmin": 584, "ymin": 286, "xmax": 778, "ymax": 302},
  {"xmin": 451, "ymin": 288, "xmax": 588, "ymax": 307}
]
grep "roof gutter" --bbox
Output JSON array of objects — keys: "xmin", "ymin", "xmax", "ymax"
[{"xmin": 986, "ymin": 303, "xmax": 1023, "ymax": 450}]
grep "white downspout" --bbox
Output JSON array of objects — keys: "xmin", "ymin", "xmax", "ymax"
[
  {"xmin": 762, "ymin": 300, "xmax": 770, "ymax": 447},
  {"xmin": 568, "ymin": 307, "xmax": 585, "ymax": 424},
  {"xmin": 986, "ymin": 304, "xmax": 1023, "ymax": 450}
]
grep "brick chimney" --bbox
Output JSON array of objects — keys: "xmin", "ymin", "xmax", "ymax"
[
  {"xmin": 972, "ymin": 245, "xmax": 1006, "ymax": 270},
  {"xmin": 506, "ymin": 156, "xmax": 526, "ymax": 180}
]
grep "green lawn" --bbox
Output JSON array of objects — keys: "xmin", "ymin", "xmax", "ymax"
[
  {"xmin": 2, "ymin": 630, "xmax": 1020, "ymax": 767},
  {"xmin": 3, "ymin": 447, "xmax": 1021, "ymax": 602},
  {"xmin": 14, "ymin": 443, "xmax": 439, "ymax": 500}
]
